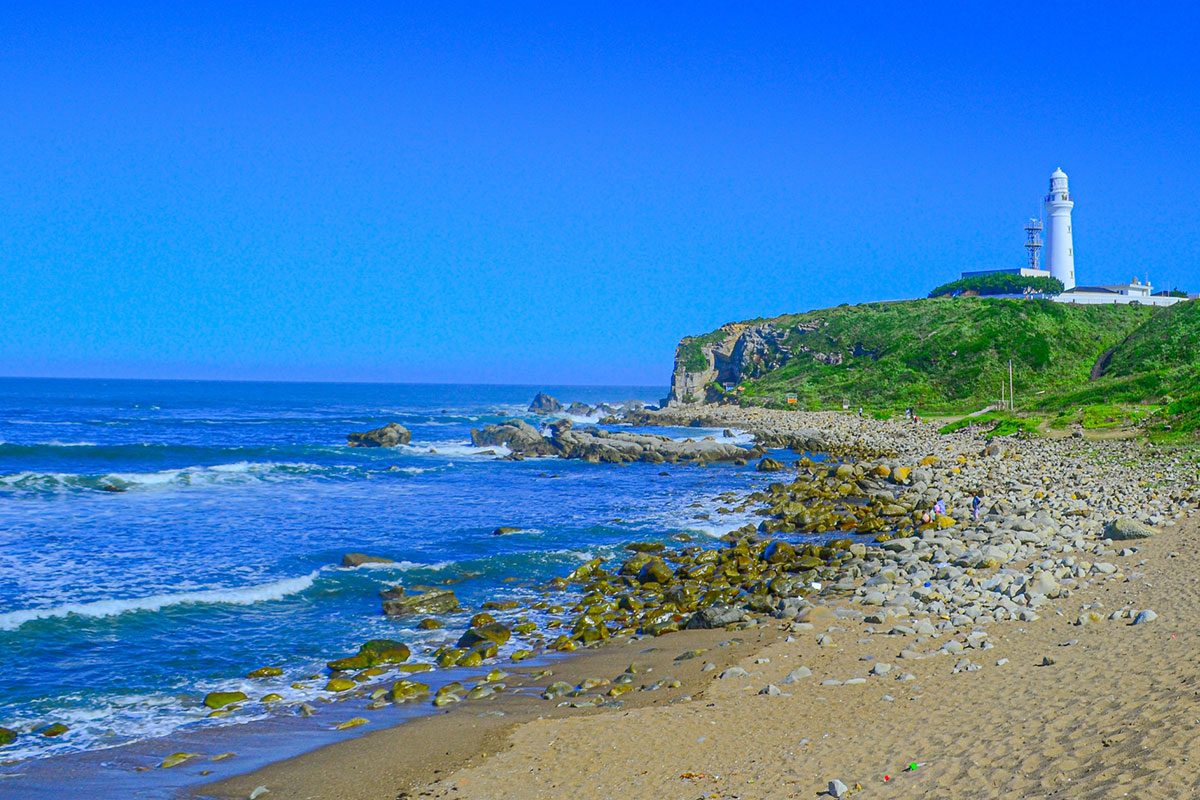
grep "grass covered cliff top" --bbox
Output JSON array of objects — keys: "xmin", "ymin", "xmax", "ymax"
[{"xmin": 675, "ymin": 297, "xmax": 1200, "ymax": 437}]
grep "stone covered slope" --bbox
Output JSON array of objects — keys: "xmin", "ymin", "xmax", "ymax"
[{"xmin": 667, "ymin": 297, "xmax": 1161, "ymax": 412}]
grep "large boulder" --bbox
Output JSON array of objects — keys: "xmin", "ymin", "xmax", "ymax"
[
  {"xmin": 685, "ymin": 604, "xmax": 747, "ymax": 629},
  {"xmin": 381, "ymin": 589, "xmax": 460, "ymax": 617},
  {"xmin": 1102, "ymin": 517, "xmax": 1156, "ymax": 540},
  {"xmin": 565, "ymin": 401, "xmax": 593, "ymax": 416},
  {"xmin": 528, "ymin": 393, "xmax": 564, "ymax": 414},
  {"xmin": 347, "ymin": 423, "xmax": 411, "ymax": 448},
  {"xmin": 470, "ymin": 420, "xmax": 558, "ymax": 456}
]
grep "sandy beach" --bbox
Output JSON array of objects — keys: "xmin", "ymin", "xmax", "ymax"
[{"xmin": 201, "ymin": 408, "xmax": 1200, "ymax": 800}]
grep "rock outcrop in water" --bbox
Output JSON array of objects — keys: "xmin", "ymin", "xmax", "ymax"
[
  {"xmin": 381, "ymin": 588, "xmax": 461, "ymax": 617},
  {"xmin": 528, "ymin": 393, "xmax": 564, "ymax": 414},
  {"xmin": 470, "ymin": 419, "xmax": 755, "ymax": 464},
  {"xmin": 471, "ymin": 420, "xmax": 560, "ymax": 455},
  {"xmin": 340, "ymin": 553, "xmax": 395, "ymax": 567},
  {"xmin": 346, "ymin": 423, "xmax": 411, "ymax": 448}
]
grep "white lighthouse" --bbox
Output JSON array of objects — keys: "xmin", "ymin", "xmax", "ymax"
[
  {"xmin": 953, "ymin": 168, "xmax": 1184, "ymax": 305},
  {"xmin": 1043, "ymin": 167, "xmax": 1076, "ymax": 290}
]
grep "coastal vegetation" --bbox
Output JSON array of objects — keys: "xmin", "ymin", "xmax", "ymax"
[
  {"xmin": 677, "ymin": 329, "xmax": 733, "ymax": 372},
  {"xmin": 672, "ymin": 297, "xmax": 1200, "ymax": 436},
  {"xmin": 929, "ymin": 273, "xmax": 1064, "ymax": 298},
  {"xmin": 937, "ymin": 411, "xmax": 1042, "ymax": 439}
]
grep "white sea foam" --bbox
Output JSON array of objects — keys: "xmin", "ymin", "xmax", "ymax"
[
  {"xmin": 549, "ymin": 548, "xmax": 597, "ymax": 560},
  {"xmin": 0, "ymin": 572, "xmax": 320, "ymax": 631},
  {"xmin": 399, "ymin": 442, "xmax": 511, "ymax": 458},
  {"xmin": 345, "ymin": 559, "xmax": 454, "ymax": 572},
  {"xmin": 562, "ymin": 413, "xmax": 602, "ymax": 425},
  {"xmin": 0, "ymin": 461, "xmax": 334, "ymax": 493},
  {"xmin": 392, "ymin": 559, "xmax": 455, "ymax": 571},
  {"xmin": 394, "ymin": 466, "xmax": 440, "ymax": 475},
  {"xmin": 666, "ymin": 426, "xmax": 752, "ymax": 444}
]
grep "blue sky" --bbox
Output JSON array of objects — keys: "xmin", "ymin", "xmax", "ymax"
[{"xmin": 1, "ymin": 2, "xmax": 1196, "ymax": 385}]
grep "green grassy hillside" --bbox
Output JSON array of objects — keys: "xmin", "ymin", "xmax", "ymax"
[
  {"xmin": 675, "ymin": 297, "xmax": 1200, "ymax": 436},
  {"xmin": 1050, "ymin": 301, "xmax": 1200, "ymax": 435},
  {"xmin": 736, "ymin": 298, "xmax": 1153, "ymax": 409}
]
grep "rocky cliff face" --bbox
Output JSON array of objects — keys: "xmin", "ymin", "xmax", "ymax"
[{"xmin": 667, "ymin": 319, "xmax": 831, "ymax": 406}]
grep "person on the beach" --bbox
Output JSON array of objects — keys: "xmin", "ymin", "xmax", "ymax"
[{"xmin": 972, "ymin": 492, "xmax": 981, "ymax": 520}]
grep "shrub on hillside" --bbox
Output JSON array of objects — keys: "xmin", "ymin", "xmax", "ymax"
[{"xmin": 929, "ymin": 274, "xmax": 1064, "ymax": 298}]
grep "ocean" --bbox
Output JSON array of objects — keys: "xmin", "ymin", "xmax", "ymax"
[{"xmin": 0, "ymin": 379, "xmax": 776, "ymax": 797}]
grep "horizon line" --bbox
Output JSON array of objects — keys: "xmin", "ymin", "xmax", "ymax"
[{"xmin": 0, "ymin": 375, "xmax": 669, "ymax": 389}]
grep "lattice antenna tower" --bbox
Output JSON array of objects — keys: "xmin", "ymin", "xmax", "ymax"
[{"xmin": 1024, "ymin": 217, "xmax": 1043, "ymax": 270}]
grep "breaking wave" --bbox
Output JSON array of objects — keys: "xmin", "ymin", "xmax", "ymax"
[{"xmin": 0, "ymin": 572, "xmax": 321, "ymax": 632}]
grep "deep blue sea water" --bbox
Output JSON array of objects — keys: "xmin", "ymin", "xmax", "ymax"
[{"xmin": 0, "ymin": 379, "xmax": 776, "ymax": 796}]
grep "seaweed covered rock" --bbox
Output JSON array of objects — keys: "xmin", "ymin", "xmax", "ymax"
[
  {"xmin": 636, "ymin": 558, "xmax": 674, "ymax": 585},
  {"xmin": 433, "ymin": 682, "xmax": 464, "ymax": 706},
  {"xmin": 390, "ymin": 680, "xmax": 430, "ymax": 703},
  {"xmin": 761, "ymin": 540, "xmax": 796, "ymax": 564},
  {"xmin": 346, "ymin": 423, "xmax": 411, "ymax": 448},
  {"xmin": 203, "ymin": 691, "xmax": 247, "ymax": 710},
  {"xmin": 246, "ymin": 666, "xmax": 283, "ymax": 678},
  {"xmin": 457, "ymin": 622, "xmax": 512, "ymax": 650},
  {"xmin": 382, "ymin": 589, "xmax": 460, "ymax": 617},
  {"xmin": 327, "ymin": 639, "xmax": 411, "ymax": 670}
]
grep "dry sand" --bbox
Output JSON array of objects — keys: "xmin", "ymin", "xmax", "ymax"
[{"xmin": 205, "ymin": 517, "xmax": 1200, "ymax": 800}]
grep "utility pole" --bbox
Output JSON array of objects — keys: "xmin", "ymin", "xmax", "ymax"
[{"xmin": 1009, "ymin": 360, "xmax": 1015, "ymax": 412}]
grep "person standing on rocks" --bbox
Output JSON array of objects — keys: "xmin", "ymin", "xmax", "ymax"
[{"xmin": 972, "ymin": 492, "xmax": 982, "ymax": 521}]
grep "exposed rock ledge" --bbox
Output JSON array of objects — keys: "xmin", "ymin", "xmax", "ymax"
[
  {"xmin": 347, "ymin": 423, "xmax": 412, "ymax": 448},
  {"xmin": 470, "ymin": 419, "xmax": 758, "ymax": 465}
]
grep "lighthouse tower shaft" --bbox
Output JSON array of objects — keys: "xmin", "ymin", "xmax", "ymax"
[{"xmin": 1044, "ymin": 168, "xmax": 1075, "ymax": 291}]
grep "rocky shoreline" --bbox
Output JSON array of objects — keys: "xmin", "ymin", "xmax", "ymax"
[
  {"xmin": 469, "ymin": 417, "xmax": 757, "ymax": 464},
  {"xmin": 195, "ymin": 404, "xmax": 1200, "ymax": 800}
]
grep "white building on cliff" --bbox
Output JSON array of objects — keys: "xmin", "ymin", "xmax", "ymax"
[{"xmin": 959, "ymin": 168, "xmax": 1183, "ymax": 307}]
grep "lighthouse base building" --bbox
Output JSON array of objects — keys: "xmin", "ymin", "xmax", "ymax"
[{"xmin": 958, "ymin": 168, "xmax": 1184, "ymax": 307}]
